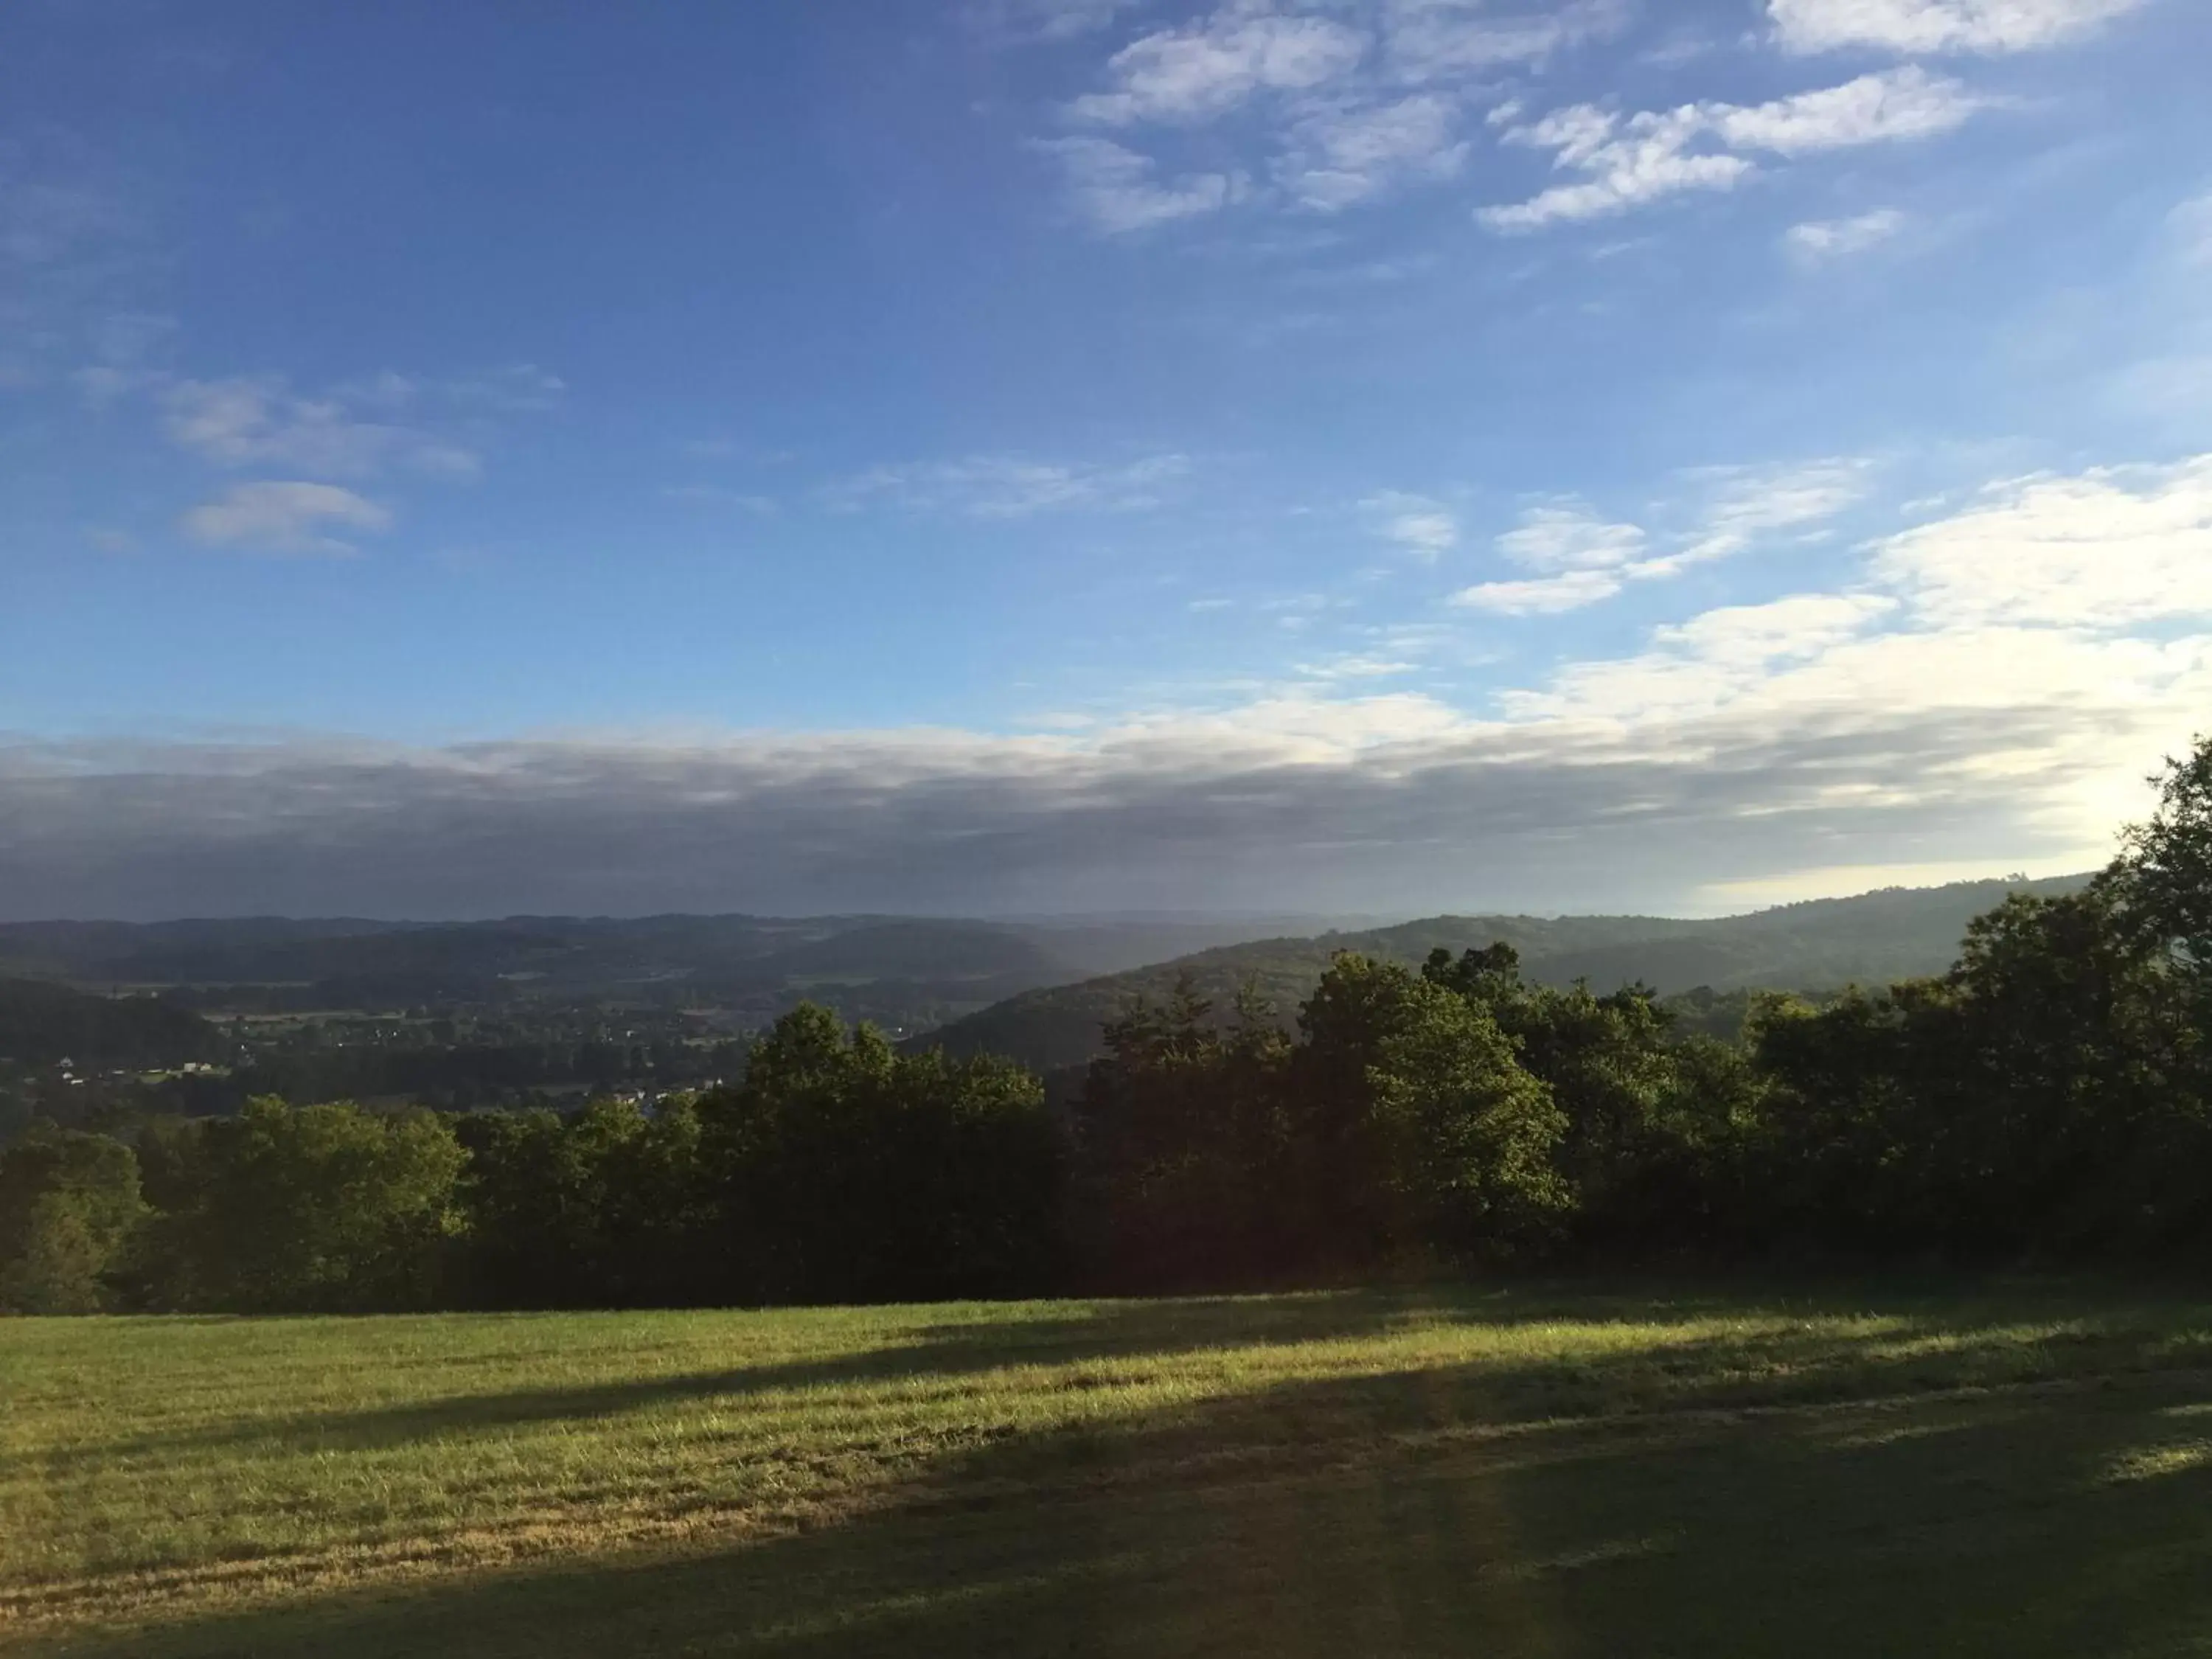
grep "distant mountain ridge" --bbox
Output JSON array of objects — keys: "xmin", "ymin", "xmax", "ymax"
[{"xmin": 914, "ymin": 874, "xmax": 2093, "ymax": 1074}]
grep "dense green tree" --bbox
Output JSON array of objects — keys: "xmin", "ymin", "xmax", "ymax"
[
  {"xmin": 1422, "ymin": 945, "xmax": 1759, "ymax": 1255},
  {"xmin": 0, "ymin": 1127, "xmax": 145, "ymax": 1313},
  {"xmin": 1614, "ymin": 1032, "xmax": 1767, "ymax": 1254},
  {"xmin": 1290, "ymin": 953, "xmax": 1436, "ymax": 1266},
  {"xmin": 2112, "ymin": 737, "xmax": 2212, "ymax": 973},
  {"xmin": 1750, "ymin": 737, "xmax": 2212, "ymax": 1262},
  {"xmin": 139, "ymin": 1097, "xmax": 467, "ymax": 1312},
  {"xmin": 578, "ymin": 1093, "xmax": 714, "ymax": 1304},
  {"xmin": 451, "ymin": 1107, "xmax": 595, "ymax": 1307},
  {"xmin": 1366, "ymin": 979, "xmax": 1568, "ymax": 1262},
  {"xmin": 1, "ymin": 1194, "xmax": 113, "ymax": 1314},
  {"xmin": 1946, "ymin": 889, "xmax": 2194, "ymax": 1253},
  {"xmin": 1079, "ymin": 957, "xmax": 1568, "ymax": 1284},
  {"xmin": 455, "ymin": 1096, "xmax": 716, "ymax": 1308},
  {"xmin": 1749, "ymin": 981, "xmax": 1964, "ymax": 1252},
  {"xmin": 699, "ymin": 1005, "xmax": 1064, "ymax": 1304},
  {"xmin": 1439, "ymin": 956, "xmax": 1669, "ymax": 1199},
  {"xmin": 1074, "ymin": 975, "xmax": 1298, "ymax": 1288}
]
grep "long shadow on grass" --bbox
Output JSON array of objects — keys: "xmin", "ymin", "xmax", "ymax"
[
  {"xmin": 60, "ymin": 1280, "xmax": 1922, "ymax": 1464},
  {"xmin": 40, "ymin": 1290, "xmax": 1447, "ymax": 1468},
  {"xmin": 28, "ymin": 1289, "xmax": 2212, "ymax": 1658}
]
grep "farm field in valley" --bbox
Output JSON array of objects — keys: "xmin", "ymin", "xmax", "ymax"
[{"xmin": 6, "ymin": 1282, "xmax": 2212, "ymax": 1658}]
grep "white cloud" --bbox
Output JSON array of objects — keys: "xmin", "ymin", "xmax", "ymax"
[
  {"xmin": 1536, "ymin": 622, "xmax": 2209, "ymax": 886},
  {"xmin": 177, "ymin": 481, "xmax": 392, "ymax": 557},
  {"xmin": 1452, "ymin": 501, "xmax": 1641, "ymax": 613},
  {"xmin": 1517, "ymin": 456, "xmax": 2212, "ymax": 728},
  {"xmin": 1030, "ymin": 137, "xmax": 1241, "ymax": 233},
  {"xmin": 1768, "ymin": 0, "xmax": 2146, "ymax": 55},
  {"xmin": 167, "ymin": 378, "xmax": 395, "ymax": 476},
  {"xmin": 1871, "ymin": 455, "xmax": 2212, "ymax": 628},
  {"xmin": 1453, "ymin": 568, "xmax": 1627, "ymax": 613},
  {"xmin": 1785, "ymin": 206, "xmax": 1907, "ymax": 262},
  {"xmin": 1070, "ymin": 7, "xmax": 1367, "ymax": 126},
  {"xmin": 1454, "ymin": 462, "xmax": 1867, "ymax": 612},
  {"xmin": 1508, "ymin": 590, "xmax": 1891, "ymax": 720},
  {"xmin": 1505, "ymin": 597, "xmax": 2208, "ymax": 837},
  {"xmin": 1278, "ymin": 93, "xmax": 1470, "ymax": 211},
  {"xmin": 1710, "ymin": 69, "xmax": 1981, "ymax": 153},
  {"xmin": 1483, "ymin": 105, "xmax": 1754, "ymax": 230},
  {"xmin": 1482, "ymin": 68, "xmax": 1978, "ymax": 230},
  {"xmin": 1478, "ymin": 459, "xmax": 2212, "ymax": 887},
  {"xmin": 1296, "ymin": 652, "xmax": 1420, "ymax": 680},
  {"xmin": 1496, "ymin": 501, "xmax": 1648, "ymax": 570},
  {"xmin": 1391, "ymin": 512, "xmax": 1460, "ymax": 557},
  {"xmin": 1366, "ymin": 490, "xmax": 1459, "ymax": 557},
  {"xmin": 1651, "ymin": 591, "xmax": 1899, "ymax": 667},
  {"xmin": 1651, "ymin": 457, "xmax": 1871, "ymax": 572},
  {"xmin": 1014, "ymin": 1, "xmax": 1619, "ymax": 233},
  {"xmin": 1382, "ymin": 0, "xmax": 1628, "ymax": 82},
  {"xmin": 154, "ymin": 375, "xmax": 495, "ymax": 479},
  {"xmin": 829, "ymin": 452, "xmax": 1192, "ymax": 518}
]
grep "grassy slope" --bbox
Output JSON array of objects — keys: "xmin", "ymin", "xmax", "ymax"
[{"xmin": 4, "ymin": 1283, "xmax": 2211, "ymax": 1657}]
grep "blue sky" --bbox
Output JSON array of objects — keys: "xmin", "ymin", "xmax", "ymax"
[{"xmin": 3, "ymin": 0, "xmax": 2210, "ymax": 919}]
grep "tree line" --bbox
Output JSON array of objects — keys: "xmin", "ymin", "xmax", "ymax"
[{"xmin": 4, "ymin": 739, "xmax": 2207, "ymax": 1315}]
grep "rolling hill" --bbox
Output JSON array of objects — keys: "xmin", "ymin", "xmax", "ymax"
[
  {"xmin": 0, "ymin": 878, "xmax": 2093, "ymax": 1077},
  {"xmin": 915, "ymin": 874, "xmax": 2092, "ymax": 1073},
  {"xmin": 0, "ymin": 978, "xmax": 226, "ymax": 1067},
  {"xmin": 0, "ymin": 911, "xmax": 1362, "ymax": 1037}
]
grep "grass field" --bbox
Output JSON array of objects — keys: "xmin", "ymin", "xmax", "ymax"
[{"xmin": 6, "ymin": 1281, "xmax": 2212, "ymax": 1657}]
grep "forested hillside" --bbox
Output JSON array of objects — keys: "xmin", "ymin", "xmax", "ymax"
[
  {"xmin": 921, "ymin": 874, "xmax": 2090, "ymax": 1072},
  {"xmin": 0, "ymin": 978, "xmax": 223, "ymax": 1068}
]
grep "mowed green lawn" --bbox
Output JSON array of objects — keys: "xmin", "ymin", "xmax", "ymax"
[{"xmin": 6, "ymin": 1284, "xmax": 2212, "ymax": 1657}]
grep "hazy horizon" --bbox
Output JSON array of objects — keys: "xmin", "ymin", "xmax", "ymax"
[{"xmin": 0, "ymin": 867, "xmax": 2094, "ymax": 930}]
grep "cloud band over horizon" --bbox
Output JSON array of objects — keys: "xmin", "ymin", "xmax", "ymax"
[{"xmin": 0, "ymin": 689, "xmax": 2171, "ymax": 923}]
